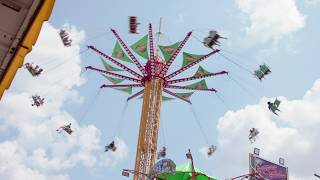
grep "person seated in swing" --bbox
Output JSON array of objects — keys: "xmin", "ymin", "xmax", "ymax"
[
  {"xmin": 203, "ymin": 30, "xmax": 226, "ymax": 48},
  {"xmin": 59, "ymin": 29, "xmax": 68, "ymax": 38},
  {"xmin": 25, "ymin": 62, "xmax": 34, "ymax": 73},
  {"xmin": 254, "ymin": 70, "xmax": 265, "ymax": 80},
  {"xmin": 35, "ymin": 68, "xmax": 43, "ymax": 76},
  {"xmin": 105, "ymin": 141, "xmax": 117, "ymax": 152},
  {"xmin": 65, "ymin": 41, "xmax": 72, "ymax": 46},
  {"xmin": 31, "ymin": 95, "xmax": 39, "ymax": 107},
  {"xmin": 129, "ymin": 16, "xmax": 139, "ymax": 34},
  {"xmin": 254, "ymin": 64, "xmax": 271, "ymax": 81},
  {"xmin": 207, "ymin": 145, "xmax": 217, "ymax": 157},
  {"xmin": 25, "ymin": 62, "xmax": 31, "ymax": 68},
  {"xmin": 268, "ymin": 99, "xmax": 281, "ymax": 116},
  {"xmin": 31, "ymin": 95, "xmax": 45, "ymax": 107},
  {"xmin": 59, "ymin": 29, "xmax": 72, "ymax": 46},
  {"xmin": 157, "ymin": 146, "xmax": 167, "ymax": 159},
  {"xmin": 62, "ymin": 38, "xmax": 72, "ymax": 46},
  {"xmin": 259, "ymin": 64, "xmax": 271, "ymax": 75},
  {"xmin": 248, "ymin": 128, "xmax": 259, "ymax": 143},
  {"xmin": 62, "ymin": 37, "xmax": 70, "ymax": 42},
  {"xmin": 39, "ymin": 97, "xmax": 44, "ymax": 105},
  {"xmin": 56, "ymin": 123, "xmax": 73, "ymax": 135},
  {"xmin": 25, "ymin": 63, "xmax": 43, "ymax": 76}
]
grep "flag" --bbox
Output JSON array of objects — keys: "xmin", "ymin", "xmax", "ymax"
[
  {"xmin": 100, "ymin": 57, "xmax": 123, "ymax": 71},
  {"xmin": 193, "ymin": 66, "xmax": 212, "ymax": 77},
  {"xmin": 162, "ymin": 96, "xmax": 175, "ymax": 101},
  {"xmin": 102, "ymin": 74, "xmax": 125, "ymax": 84},
  {"xmin": 182, "ymin": 52, "xmax": 204, "ymax": 67},
  {"xmin": 174, "ymin": 92, "xmax": 194, "ymax": 99},
  {"xmin": 130, "ymin": 35, "xmax": 149, "ymax": 59},
  {"xmin": 158, "ymin": 41, "xmax": 181, "ymax": 62},
  {"xmin": 185, "ymin": 80, "xmax": 208, "ymax": 89},
  {"xmin": 112, "ymin": 41, "xmax": 133, "ymax": 63},
  {"xmin": 113, "ymin": 87, "xmax": 132, "ymax": 94}
]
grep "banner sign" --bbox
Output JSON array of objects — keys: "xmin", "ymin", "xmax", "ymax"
[{"xmin": 250, "ymin": 155, "xmax": 288, "ymax": 180}]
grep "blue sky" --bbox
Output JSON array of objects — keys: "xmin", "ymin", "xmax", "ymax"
[{"xmin": 0, "ymin": 0, "xmax": 320, "ymax": 180}]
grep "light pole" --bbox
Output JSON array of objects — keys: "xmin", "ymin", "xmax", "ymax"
[{"xmin": 186, "ymin": 149, "xmax": 196, "ymax": 180}]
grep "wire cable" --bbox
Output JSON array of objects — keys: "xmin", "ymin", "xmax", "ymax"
[
  {"xmin": 33, "ymin": 30, "xmax": 112, "ymax": 68},
  {"xmin": 215, "ymin": 92, "xmax": 231, "ymax": 111},
  {"xmin": 227, "ymin": 73, "xmax": 259, "ymax": 100},
  {"xmin": 41, "ymin": 48, "xmax": 90, "ymax": 75},
  {"xmin": 41, "ymin": 67, "xmax": 87, "ymax": 97},
  {"xmin": 114, "ymin": 101, "xmax": 129, "ymax": 138},
  {"xmin": 159, "ymin": 115, "xmax": 166, "ymax": 147},
  {"xmin": 77, "ymin": 88, "xmax": 102, "ymax": 124},
  {"xmin": 221, "ymin": 49, "xmax": 256, "ymax": 70},
  {"xmin": 218, "ymin": 52, "xmax": 253, "ymax": 74},
  {"xmin": 191, "ymin": 33, "xmax": 205, "ymax": 47},
  {"xmin": 160, "ymin": 33, "xmax": 173, "ymax": 44},
  {"xmin": 189, "ymin": 105, "xmax": 210, "ymax": 146}
]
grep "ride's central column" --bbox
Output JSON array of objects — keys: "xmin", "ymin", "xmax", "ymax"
[{"xmin": 134, "ymin": 59, "xmax": 164, "ymax": 180}]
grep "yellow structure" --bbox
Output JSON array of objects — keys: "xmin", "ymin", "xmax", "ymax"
[
  {"xmin": 0, "ymin": 0, "xmax": 55, "ymax": 99},
  {"xmin": 134, "ymin": 77, "xmax": 164, "ymax": 180}
]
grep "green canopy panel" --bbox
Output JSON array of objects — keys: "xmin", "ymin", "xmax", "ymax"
[
  {"xmin": 176, "ymin": 162, "xmax": 205, "ymax": 173},
  {"xmin": 162, "ymin": 96, "xmax": 175, "ymax": 101},
  {"xmin": 157, "ymin": 162, "xmax": 219, "ymax": 180},
  {"xmin": 182, "ymin": 52, "xmax": 204, "ymax": 67},
  {"xmin": 185, "ymin": 79, "xmax": 208, "ymax": 89},
  {"xmin": 130, "ymin": 34, "xmax": 149, "ymax": 59},
  {"xmin": 100, "ymin": 57, "xmax": 123, "ymax": 71},
  {"xmin": 112, "ymin": 41, "xmax": 133, "ymax": 63},
  {"xmin": 174, "ymin": 92, "xmax": 194, "ymax": 99},
  {"xmin": 193, "ymin": 66, "xmax": 212, "ymax": 77},
  {"xmin": 113, "ymin": 87, "xmax": 132, "ymax": 94},
  {"xmin": 157, "ymin": 173, "xmax": 218, "ymax": 180},
  {"xmin": 102, "ymin": 74, "xmax": 125, "ymax": 84},
  {"xmin": 158, "ymin": 41, "xmax": 181, "ymax": 62}
]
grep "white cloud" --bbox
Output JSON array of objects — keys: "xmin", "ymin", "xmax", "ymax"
[
  {"xmin": 199, "ymin": 146, "xmax": 212, "ymax": 160},
  {"xmin": 235, "ymin": 0, "xmax": 305, "ymax": 43},
  {"xmin": 214, "ymin": 79, "xmax": 320, "ymax": 179},
  {"xmin": 0, "ymin": 23, "xmax": 104, "ymax": 180},
  {"xmin": 0, "ymin": 142, "xmax": 70, "ymax": 180}
]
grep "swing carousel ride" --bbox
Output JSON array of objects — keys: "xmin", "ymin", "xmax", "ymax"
[
  {"xmin": 20, "ymin": 15, "xmax": 283, "ymax": 179},
  {"xmin": 85, "ymin": 21, "xmax": 228, "ymax": 179}
]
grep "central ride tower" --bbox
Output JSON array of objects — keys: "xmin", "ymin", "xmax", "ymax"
[{"xmin": 134, "ymin": 57, "xmax": 165, "ymax": 180}]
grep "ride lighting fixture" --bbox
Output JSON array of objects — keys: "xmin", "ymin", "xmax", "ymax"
[
  {"xmin": 253, "ymin": 148, "xmax": 260, "ymax": 156},
  {"xmin": 279, "ymin": 158, "xmax": 285, "ymax": 165},
  {"xmin": 186, "ymin": 149, "xmax": 192, "ymax": 159}
]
